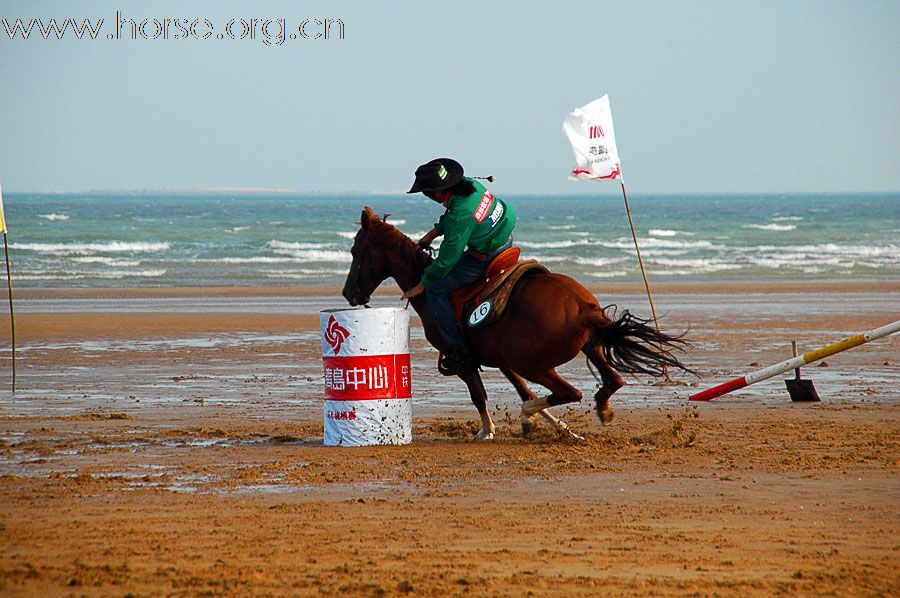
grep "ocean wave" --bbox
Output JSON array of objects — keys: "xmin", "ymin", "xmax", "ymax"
[
  {"xmin": 70, "ymin": 257, "xmax": 142, "ymax": 267},
  {"xmin": 39, "ymin": 213, "xmax": 70, "ymax": 221},
  {"xmin": 648, "ymin": 229, "xmax": 694, "ymax": 237},
  {"xmin": 226, "ymin": 226, "xmax": 250, "ymax": 233},
  {"xmin": 270, "ymin": 249, "xmax": 349, "ymax": 262},
  {"xmin": 648, "ymin": 258, "xmax": 743, "ymax": 271},
  {"xmin": 16, "ymin": 269, "xmax": 166, "ymax": 280},
  {"xmin": 601, "ymin": 238, "xmax": 721, "ymax": 250},
  {"xmin": 194, "ymin": 255, "xmax": 385, "ymax": 266},
  {"xmin": 573, "ymin": 256, "xmax": 631, "ymax": 267},
  {"xmin": 742, "ymin": 251, "xmax": 900, "ymax": 270},
  {"xmin": 10, "ymin": 241, "xmax": 171, "ymax": 254},
  {"xmin": 743, "ymin": 223, "xmax": 797, "ymax": 231},
  {"xmin": 548, "ymin": 224, "xmax": 577, "ymax": 230},
  {"xmin": 744, "ymin": 255, "xmax": 858, "ymax": 269},
  {"xmin": 267, "ymin": 240, "xmax": 331, "ymax": 250},
  {"xmin": 746, "ymin": 243, "xmax": 900, "ymax": 258},
  {"xmin": 518, "ymin": 239, "xmax": 592, "ymax": 249},
  {"xmin": 193, "ymin": 257, "xmax": 297, "ymax": 264},
  {"xmin": 771, "ymin": 216, "xmax": 803, "ymax": 222},
  {"xmin": 526, "ymin": 256, "xmax": 569, "ymax": 263},
  {"xmin": 588, "ymin": 270, "xmax": 629, "ymax": 278},
  {"xmin": 653, "ymin": 269, "xmax": 714, "ymax": 277},
  {"xmin": 637, "ymin": 249, "xmax": 690, "ymax": 257},
  {"xmin": 335, "ymin": 231, "xmax": 357, "ymax": 240},
  {"xmin": 263, "ymin": 268, "xmax": 348, "ymax": 278}
]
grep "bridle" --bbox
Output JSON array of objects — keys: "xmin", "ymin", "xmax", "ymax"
[
  {"xmin": 347, "ymin": 225, "xmax": 433, "ymax": 307},
  {"xmin": 348, "ymin": 233, "xmax": 375, "ymax": 305}
]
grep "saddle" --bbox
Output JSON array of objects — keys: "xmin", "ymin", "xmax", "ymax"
[{"xmin": 450, "ymin": 246, "xmax": 549, "ymax": 331}]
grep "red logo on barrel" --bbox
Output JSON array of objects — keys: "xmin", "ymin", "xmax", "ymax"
[
  {"xmin": 324, "ymin": 314, "xmax": 350, "ymax": 354},
  {"xmin": 323, "ymin": 354, "xmax": 412, "ymax": 400}
]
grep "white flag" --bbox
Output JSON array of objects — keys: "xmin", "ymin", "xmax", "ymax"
[
  {"xmin": 562, "ymin": 94, "xmax": 622, "ymax": 181},
  {"xmin": 0, "ymin": 180, "xmax": 6, "ymax": 233}
]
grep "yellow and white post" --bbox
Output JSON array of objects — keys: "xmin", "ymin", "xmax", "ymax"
[{"xmin": 0, "ymin": 181, "xmax": 15, "ymax": 391}]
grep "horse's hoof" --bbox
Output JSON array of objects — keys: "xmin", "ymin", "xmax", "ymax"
[
  {"xmin": 475, "ymin": 424, "xmax": 497, "ymax": 440},
  {"xmin": 556, "ymin": 420, "xmax": 586, "ymax": 442},
  {"xmin": 563, "ymin": 428, "xmax": 586, "ymax": 442},
  {"xmin": 475, "ymin": 428, "xmax": 496, "ymax": 441},
  {"xmin": 521, "ymin": 399, "xmax": 542, "ymax": 418},
  {"xmin": 595, "ymin": 400, "xmax": 614, "ymax": 425},
  {"xmin": 521, "ymin": 414, "xmax": 537, "ymax": 437}
]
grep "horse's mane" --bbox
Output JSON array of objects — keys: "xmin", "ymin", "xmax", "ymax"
[{"xmin": 369, "ymin": 217, "xmax": 434, "ymax": 268}]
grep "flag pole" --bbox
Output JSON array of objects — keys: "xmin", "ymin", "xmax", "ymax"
[
  {"xmin": 618, "ymin": 178, "xmax": 669, "ymax": 381},
  {"xmin": 2, "ymin": 232, "xmax": 14, "ymax": 392}
]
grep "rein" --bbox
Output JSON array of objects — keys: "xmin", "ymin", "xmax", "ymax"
[{"xmin": 364, "ymin": 222, "xmax": 433, "ymax": 292}]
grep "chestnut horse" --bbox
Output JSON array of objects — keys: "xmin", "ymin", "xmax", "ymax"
[{"xmin": 342, "ymin": 207, "xmax": 692, "ymax": 440}]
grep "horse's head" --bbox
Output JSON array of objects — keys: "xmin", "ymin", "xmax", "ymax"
[{"xmin": 342, "ymin": 207, "xmax": 395, "ymax": 306}]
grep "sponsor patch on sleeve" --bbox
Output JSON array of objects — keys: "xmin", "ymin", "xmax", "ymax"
[
  {"xmin": 487, "ymin": 201, "xmax": 504, "ymax": 228},
  {"xmin": 473, "ymin": 191, "xmax": 494, "ymax": 223}
]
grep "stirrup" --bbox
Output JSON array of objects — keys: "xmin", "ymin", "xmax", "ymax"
[
  {"xmin": 437, "ymin": 347, "xmax": 478, "ymax": 376},
  {"xmin": 437, "ymin": 353, "xmax": 456, "ymax": 376}
]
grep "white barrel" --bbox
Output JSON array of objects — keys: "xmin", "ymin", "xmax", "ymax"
[{"xmin": 320, "ymin": 307, "xmax": 412, "ymax": 446}]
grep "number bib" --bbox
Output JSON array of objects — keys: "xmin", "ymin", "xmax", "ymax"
[{"xmin": 467, "ymin": 300, "xmax": 492, "ymax": 328}]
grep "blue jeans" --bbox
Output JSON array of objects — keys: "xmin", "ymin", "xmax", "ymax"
[{"xmin": 426, "ymin": 238, "xmax": 513, "ymax": 349}]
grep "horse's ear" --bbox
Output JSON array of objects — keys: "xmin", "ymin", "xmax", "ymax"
[
  {"xmin": 359, "ymin": 206, "xmax": 381, "ymax": 229},
  {"xmin": 361, "ymin": 206, "xmax": 379, "ymax": 229}
]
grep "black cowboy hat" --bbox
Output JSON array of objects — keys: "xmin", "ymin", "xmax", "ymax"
[{"xmin": 407, "ymin": 158, "xmax": 464, "ymax": 194}]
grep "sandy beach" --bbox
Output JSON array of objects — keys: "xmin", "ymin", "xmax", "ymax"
[{"xmin": 0, "ymin": 281, "xmax": 898, "ymax": 596}]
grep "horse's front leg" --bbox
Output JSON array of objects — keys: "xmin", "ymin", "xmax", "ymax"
[{"xmin": 460, "ymin": 370, "xmax": 495, "ymax": 440}]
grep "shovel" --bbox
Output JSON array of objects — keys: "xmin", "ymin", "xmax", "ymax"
[{"xmin": 785, "ymin": 340, "xmax": 820, "ymax": 402}]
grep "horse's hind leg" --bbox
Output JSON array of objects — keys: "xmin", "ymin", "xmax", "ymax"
[
  {"xmin": 519, "ymin": 369, "xmax": 583, "ymax": 419},
  {"xmin": 583, "ymin": 343, "xmax": 623, "ymax": 425},
  {"xmin": 460, "ymin": 370, "xmax": 495, "ymax": 440},
  {"xmin": 501, "ymin": 368, "xmax": 583, "ymax": 440}
]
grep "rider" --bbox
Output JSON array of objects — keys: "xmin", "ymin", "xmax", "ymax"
[{"xmin": 401, "ymin": 158, "xmax": 516, "ymax": 375}]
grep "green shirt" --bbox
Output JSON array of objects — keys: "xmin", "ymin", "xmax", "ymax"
[{"xmin": 422, "ymin": 178, "xmax": 516, "ymax": 288}]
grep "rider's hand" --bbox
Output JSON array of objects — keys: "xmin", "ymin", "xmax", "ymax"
[{"xmin": 402, "ymin": 283, "xmax": 425, "ymax": 300}]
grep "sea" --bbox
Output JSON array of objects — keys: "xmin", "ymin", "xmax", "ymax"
[{"xmin": 3, "ymin": 192, "xmax": 898, "ymax": 288}]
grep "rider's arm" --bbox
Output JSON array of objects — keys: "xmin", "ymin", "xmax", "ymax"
[
  {"xmin": 433, "ymin": 214, "xmax": 447, "ymax": 235},
  {"xmin": 417, "ymin": 227, "xmax": 441, "ymax": 248},
  {"xmin": 421, "ymin": 208, "xmax": 476, "ymax": 288}
]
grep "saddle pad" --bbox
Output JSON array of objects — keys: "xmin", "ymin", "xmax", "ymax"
[{"xmin": 465, "ymin": 260, "xmax": 548, "ymax": 329}]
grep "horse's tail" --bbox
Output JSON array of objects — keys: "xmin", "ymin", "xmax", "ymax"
[{"xmin": 585, "ymin": 305, "xmax": 696, "ymax": 377}]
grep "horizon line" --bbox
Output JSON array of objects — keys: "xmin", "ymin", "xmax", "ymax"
[{"xmin": 2, "ymin": 187, "xmax": 899, "ymax": 197}]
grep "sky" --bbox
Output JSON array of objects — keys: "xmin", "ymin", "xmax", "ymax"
[{"xmin": 1, "ymin": 0, "xmax": 898, "ymax": 195}]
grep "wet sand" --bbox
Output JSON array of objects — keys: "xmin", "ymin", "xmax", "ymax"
[{"xmin": 0, "ymin": 282, "xmax": 898, "ymax": 595}]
